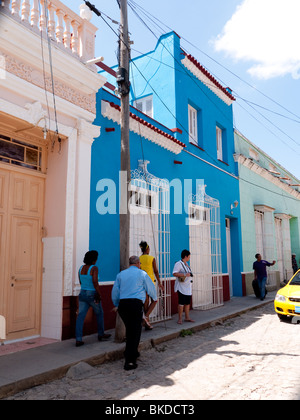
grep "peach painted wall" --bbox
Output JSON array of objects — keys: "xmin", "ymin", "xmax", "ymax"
[{"xmin": 43, "ymin": 139, "xmax": 68, "ymax": 237}]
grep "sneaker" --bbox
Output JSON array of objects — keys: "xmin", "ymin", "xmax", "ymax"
[
  {"xmin": 75, "ymin": 341, "xmax": 84, "ymax": 347},
  {"xmin": 124, "ymin": 362, "xmax": 137, "ymax": 371}
]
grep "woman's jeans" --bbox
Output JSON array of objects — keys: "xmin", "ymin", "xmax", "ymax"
[
  {"xmin": 258, "ymin": 277, "xmax": 267, "ymax": 300},
  {"xmin": 75, "ymin": 290, "xmax": 104, "ymax": 341}
]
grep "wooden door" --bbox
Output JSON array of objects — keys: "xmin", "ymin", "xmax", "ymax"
[
  {"xmin": 8, "ymin": 216, "xmax": 40, "ymax": 333},
  {"xmin": 0, "ymin": 169, "xmax": 9, "ymax": 324},
  {"xmin": 0, "ymin": 167, "xmax": 44, "ymax": 338}
]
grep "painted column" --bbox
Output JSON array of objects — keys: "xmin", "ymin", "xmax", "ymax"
[
  {"xmin": 276, "ymin": 213, "xmax": 293, "ymax": 281},
  {"xmin": 255, "ymin": 205, "xmax": 277, "ymax": 288}
]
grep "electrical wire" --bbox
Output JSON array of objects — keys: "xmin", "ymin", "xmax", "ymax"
[
  {"xmin": 39, "ymin": 0, "xmax": 60, "ymax": 152},
  {"xmin": 127, "ymin": 0, "xmax": 300, "ymax": 156},
  {"xmin": 128, "ymin": 0, "xmax": 300, "ymax": 123},
  {"xmin": 131, "ymin": 71, "xmax": 168, "ymax": 328},
  {"xmin": 92, "ymin": 3, "xmax": 300, "ymax": 157},
  {"xmin": 97, "ymin": 6, "xmax": 300, "ymax": 194},
  {"xmin": 236, "ymin": 99, "xmax": 300, "ymax": 151},
  {"xmin": 98, "ymin": 9, "xmax": 300, "ymax": 184},
  {"xmin": 130, "ymin": 45, "xmax": 300, "ymax": 155},
  {"xmin": 39, "ymin": 1, "xmax": 52, "ymax": 142},
  {"xmin": 127, "ymin": 1, "xmax": 235, "ymax": 135},
  {"xmin": 234, "ymin": 95, "xmax": 300, "ymax": 124}
]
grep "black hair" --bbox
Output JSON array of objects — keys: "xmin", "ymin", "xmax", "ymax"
[
  {"xmin": 139, "ymin": 241, "xmax": 149, "ymax": 253},
  {"xmin": 83, "ymin": 250, "xmax": 98, "ymax": 265},
  {"xmin": 181, "ymin": 249, "xmax": 190, "ymax": 259},
  {"xmin": 255, "ymin": 253, "xmax": 261, "ymax": 259}
]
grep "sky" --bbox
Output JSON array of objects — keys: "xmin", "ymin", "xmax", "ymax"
[{"xmin": 64, "ymin": 0, "xmax": 300, "ymax": 178}]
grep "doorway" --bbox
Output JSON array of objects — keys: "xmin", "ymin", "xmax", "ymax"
[
  {"xmin": 226, "ymin": 218, "xmax": 233, "ymax": 297},
  {"xmin": 0, "ymin": 166, "xmax": 44, "ymax": 340}
]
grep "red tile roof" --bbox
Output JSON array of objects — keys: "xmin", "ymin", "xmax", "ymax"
[
  {"xmin": 106, "ymin": 101, "xmax": 186, "ymax": 149},
  {"xmin": 183, "ymin": 52, "xmax": 236, "ymax": 102}
]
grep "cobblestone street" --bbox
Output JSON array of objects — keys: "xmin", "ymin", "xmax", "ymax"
[{"xmin": 6, "ymin": 303, "xmax": 300, "ymax": 400}]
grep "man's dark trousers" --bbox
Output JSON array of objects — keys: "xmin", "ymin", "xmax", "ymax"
[{"xmin": 118, "ymin": 299, "xmax": 143, "ymax": 364}]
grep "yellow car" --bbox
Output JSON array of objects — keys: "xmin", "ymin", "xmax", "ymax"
[{"xmin": 274, "ymin": 269, "xmax": 300, "ymax": 321}]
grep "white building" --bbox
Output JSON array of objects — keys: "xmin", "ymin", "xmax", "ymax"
[{"xmin": 0, "ymin": 0, "xmax": 106, "ymax": 342}]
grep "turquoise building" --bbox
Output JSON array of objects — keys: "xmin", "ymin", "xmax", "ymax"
[
  {"xmin": 89, "ymin": 31, "xmax": 244, "ymax": 330},
  {"xmin": 234, "ymin": 129, "xmax": 300, "ymax": 294}
]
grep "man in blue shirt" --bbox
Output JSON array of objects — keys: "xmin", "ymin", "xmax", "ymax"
[
  {"xmin": 112, "ymin": 255, "xmax": 157, "ymax": 370},
  {"xmin": 253, "ymin": 253, "xmax": 276, "ymax": 301}
]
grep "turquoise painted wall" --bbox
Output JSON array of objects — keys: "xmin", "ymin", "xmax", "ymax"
[
  {"xmin": 94, "ymin": 32, "xmax": 244, "ymax": 296},
  {"xmin": 235, "ymin": 131, "xmax": 300, "ymax": 272}
]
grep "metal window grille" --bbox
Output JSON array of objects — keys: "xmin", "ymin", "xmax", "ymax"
[
  {"xmin": 255, "ymin": 209, "xmax": 277, "ymax": 287},
  {"xmin": 254, "ymin": 210, "xmax": 265, "ymax": 256},
  {"xmin": 281, "ymin": 218, "xmax": 293, "ymax": 281},
  {"xmin": 129, "ymin": 166, "xmax": 171, "ymax": 323},
  {"xmin": 275, "ymin": 217, "xmax": 284, "ymax": 282},
  {"xmin": 188, "ymin": 186, "xmax": 223, "ymax": 310},
  {"xmin": 275, "ymin": 216, "xmax": 293, "ymax": 282}
]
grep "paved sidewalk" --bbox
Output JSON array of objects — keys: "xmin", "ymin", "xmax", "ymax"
[{"xmin": 0, "ymin": 292, "xmax": 275, "ymax": 399}]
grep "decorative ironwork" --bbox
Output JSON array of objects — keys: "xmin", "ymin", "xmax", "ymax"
[
  {"xmin": 188, "ymin": 185, "xmax": 223, "ymax": 310},
  {"xmin": 130, "ymin": 165, "xmax": 171, "ymax": 323}
]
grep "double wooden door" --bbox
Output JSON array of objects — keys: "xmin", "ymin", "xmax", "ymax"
[{"xmin": 0, "ymin": 166, "xmax": 44, "ymax": 339}]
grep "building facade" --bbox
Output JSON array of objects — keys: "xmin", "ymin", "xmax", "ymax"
[
  {"xmin": 234, "ymin": 130, "xmax": 300, "ymax": 294},
  {"xmin": 127, "ymin": 32, "xmax": 244, "ymax": 299},
  {"xmin": 0, "ymin": 0, "xmax": 106, "ymax": 342},
  {"xmin": 90, "ymin": 32, "xmax": 244, "ymax": 333}
]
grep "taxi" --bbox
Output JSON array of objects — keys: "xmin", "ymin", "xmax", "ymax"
[{"xmin": 274, "ymin": 269, "xmax": 300, "ymax": 321}]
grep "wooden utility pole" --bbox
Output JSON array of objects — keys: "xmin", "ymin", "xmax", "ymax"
[
  {"xmin": 114, "ymin": 0, "xmax": 131, "ymax": 343},
  {"xmin": 117, "ymin": 0, "xmax": 131, "ymax": 272},
  {"xmin": 83, "ymin": 0, "xmax": 130, "ymax": 342}
]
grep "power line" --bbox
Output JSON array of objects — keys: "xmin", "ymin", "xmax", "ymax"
[
  {"xmin": 39, "ymin": 0, "xmax": 61, "ymax": 151},
  {"xmin": 237, "ymin": 99, "xmax": 300, "ymax": 150},
  {"xmin": 127, "ymin": 1, "xmax": 235, "ymax": 129},
  {"xmin": 99, "ymin": 6, "xmax": 300, "ymax": 194},
  {"xmin": 94, "ymin": 1, "xmax": 300, "ymax": 152},
  {"xmin": 99, "ymin": 10, "xmax": 300, "ymax": 177},
  {"xmin": 127, "ymin": 0, "xmax": 300, "ymax": 156},
  {"xmin": 234, "ymin": 95, "xmax": 300, "ymax": 124},
  {"xmin": 128, "ymin": 0, "xmax": 300, "ymax": 123}
]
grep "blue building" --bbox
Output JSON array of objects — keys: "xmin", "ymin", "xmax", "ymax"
[{"xmin": 90, "ymin": 32, "xmax": 243, "ymax": 329}]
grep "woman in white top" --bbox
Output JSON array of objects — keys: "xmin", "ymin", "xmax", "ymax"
[{"xmin": 173, "ymin": 249, "xmax": 195, "ymax": 324}]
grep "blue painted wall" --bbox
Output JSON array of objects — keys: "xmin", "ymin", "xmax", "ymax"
[{"xmin": 92, "ymin": 32, "xmax": 244, "ymax": 296}]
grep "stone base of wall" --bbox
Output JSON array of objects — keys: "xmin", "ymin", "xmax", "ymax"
[
  {"xmin": 62, "ymin": 274, "xmax": 234, "ymax": 340},
  {"xmin": 242, "ymin": 271, "xmax": 280, "ymax": 297}
]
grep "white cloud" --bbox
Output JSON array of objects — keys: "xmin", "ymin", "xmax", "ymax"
[{"xmin": 213, "ymin": 0, "xmax": 300, "ymax": 79}]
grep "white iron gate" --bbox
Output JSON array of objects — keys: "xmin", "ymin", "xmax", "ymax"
[
  {"xmin": 188, "ymin": 187, "xmax": 223, "ymax": 310},
  {"xmin": 129, "ymin": 166, "xmax": 171, "ymax": 323}
]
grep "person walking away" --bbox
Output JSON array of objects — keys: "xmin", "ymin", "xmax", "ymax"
[
  {"xmin": 173, "ymin": 249, "xmax": 194, "ymax": 324},
  {"xmin": 253, "ymin": 253, "xmax": 276, "ymax": 301},
  {"xmin": 292, "ymin": 254, "xmax": 298, "ymax": 274},
  {"xmin": 111, "ymin": 256, "xmax": 157, "ymax": 370},
  {"xmin": 139, "ymin": 241, "xmax": 164, "ymax": 330},
  {"xmin": 75, "ymin": 250, "xmax": 111, "ymax": 347}
]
